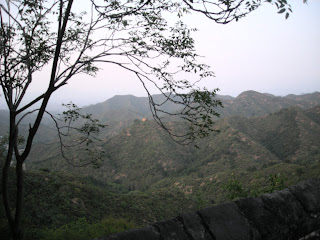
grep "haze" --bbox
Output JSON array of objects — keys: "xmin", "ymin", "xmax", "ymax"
[{"xmin": 0, "ymin": 0, "xmax": 319, "ymax": 111}]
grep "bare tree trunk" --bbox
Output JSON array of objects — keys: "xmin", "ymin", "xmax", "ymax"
[
  {"xmin": 12, "ymin": 160, "xmax": 24, "ymax": 240},
  {"xmin": 2, "ymin": 151, "xmax": 14, "ymax": 237},
  {"xmin": 2, "ymin": 110, "xmax": 18, "ymax": 239},
  {"xmin": 2, "ymin": 158, "xmax": 25, "ymax": 240}
]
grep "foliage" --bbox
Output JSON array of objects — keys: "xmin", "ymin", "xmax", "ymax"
[
  {"xmin": 223, "ymin": 174, "xmax": 247, "ymax": 200},
  {"xmin": 223, "ymin": 173, "xmax": 287, "ymax": 200},
  {"xmin": 0, "ymin": 169, "xmax": 199, "ymax": 232},
  {"xmin": 34, "ymin": 217, "xmax": 135, "ymax": 240},
  {"xmin": 0, "ymin": 0, "xmax": 304, "ymax": 238},
  {"xmin": 48, "ymin": 103, "xmax": 107, "ymax": 167},
  {"xmin": 267, "ymin": 173, "xmax": 286, "ymax": 192},
  {"xmin": 1, "ymin": 160, "xmax": 319, "ymax": 239},
  {"xmin": 26, "ymin": 104, "xmax": 320, "ymax": 192},
  {"xmin": 2, "ymin": 216, "xmax": 135, "ymax": 240},
  {"xmin": 1, "ymin": 97, "xmax": 318, "ymax": 239}
]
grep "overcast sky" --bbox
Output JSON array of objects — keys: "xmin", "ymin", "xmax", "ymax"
[
  {"xmin": 189, "ymin": 0, "xmax": 320, "ymax": 98},
  {"xmin": 1, "ymin": 0, "xmax": 319, "ymax": 110}
]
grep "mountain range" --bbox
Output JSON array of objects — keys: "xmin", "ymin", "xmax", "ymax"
[
  {"xmin": 1, "ymin": 90, "xmax": 319, "ymax": 136},
  {"xmin": 1, "ymin": 90, "xmax": 320, "ymax": 238},
  {"xmin": 18, "ymin": 90, "xmax": 320, "ymax": 194},
  {"xmin": 81, "ymin": 90, "xmax": 320, "ymax": 122}
]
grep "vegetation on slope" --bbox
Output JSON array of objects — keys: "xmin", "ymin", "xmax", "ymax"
[
  {"xmin": 1, "ymin": 92, "xmax": 320, "ymax": 239},
  {"xmin": 1, "ymin": 159, "xmax": 319, "ymax": 240},
  {"xmin": 25, "ymin": 105, "xmax": 320, "ymax": 192},
  {"xmin": 0, "ymin": 169, "xmax": 199, "ymax": 240}
]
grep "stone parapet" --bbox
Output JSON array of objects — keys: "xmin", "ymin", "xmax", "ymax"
[{"xmin": 95, "ymin": 179, "xmax": 320, "ymax": 240}]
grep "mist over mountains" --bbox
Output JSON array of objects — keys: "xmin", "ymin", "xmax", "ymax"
[
  {"xmin": 1, "ymin": 90, "xmax": 319, "ymax": 128},
  {"xmin": 1, "ymin": 90, "xmax": 319, "ymax": 157},
  {"xmin": 1, "ymin": 90, "xmax": 320, "ymax": 235},
  {"xmin": 80, "ymin": 90, "xmax": 320, "ymax": 122},
  {"xmin": 6, "ymin": 90, "xmax": 315, "ymax": 193}
]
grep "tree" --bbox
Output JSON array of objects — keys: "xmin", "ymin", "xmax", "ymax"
[{"xmin": 0, "ymin": 0, "xmax": 294, "ymax": 239}]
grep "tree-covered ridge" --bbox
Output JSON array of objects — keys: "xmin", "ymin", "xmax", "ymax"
[
  {"xmin": 1, "ymin": 161, "xmax": 319, "ymax": 240},
  {"xmin": 1, "ymin": 95, "xmax": 319, "ymax": 239},
  {"xmin": 1, "ymin": 91, "xmax": 319, "ymax": 138},
  {"xmin": 26, "ymin": 103, "xmax": 320, "ymax": 191},
  {"xmin": 0, "ymin": 170, "xmax": 197, "ymax": 239},
  {"xmin": 81, "ymin": 90, "xmax": 320, "ymax": 122},
  {"xmin": 3, "ymin": 92, "xmax": 319, "ymax": 191},
  {"xmin": 0, "ymin": 0, "xmax": 310, "ymax": 237}
]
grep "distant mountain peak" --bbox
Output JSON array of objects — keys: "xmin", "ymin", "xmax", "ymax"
[{"xmin": 237, "ymin": 90, "xmax": 271, "ymax": 98}]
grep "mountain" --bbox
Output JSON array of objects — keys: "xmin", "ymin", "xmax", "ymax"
[
  {"xmin": 0, "ymin": 110, "xmax": 9, "ymax": 137},
  {"xmin": 0, "ymin": 110, "xmax": 59, "ymax": 144},
  {"xmin": 81, "ymin": 90, "xmax": 320, "ymax": 121},
  {"xmin": 82, "ymin": 93, "xmax": 186, "ymax": 123},
  {"xmin": 2, "ymin": 92, "xmax": 320, "ymax": 239},
  {"xmin": 1, "ymin": 91, "xmax": 319, "ymax": 138},
  {"xmin": 26, "ymin": 105, "xmax": 320, "ymax": 192},
  {"xmin": 217, "ymin": 90, "xmax": 320, "ymax": 118},
  {"xmin": 83, "ymin": 95, "xmax": 152, "ymax": 122},
  {"xmin": 222, "ymin": 105, "xmax": 320, "ymax": 164},
  {"xmin": 0, "ymin": 169, "xmax": 200, "ymax": 239},
  {"xmin": 3, "ymin": 91, "xmax": 320, "ymax": 191},
  {"xmin": 70, "ymin": 91, "xmax": 320, "ymax": 138}
]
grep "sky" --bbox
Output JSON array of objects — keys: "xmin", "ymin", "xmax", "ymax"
[
  {"xmin": 0, "ymin": 0, "xmax": 319, "ymax": 110},
  {"xmin": 188, "ymin": 0, "xmax": 320, "ymax": 98}
]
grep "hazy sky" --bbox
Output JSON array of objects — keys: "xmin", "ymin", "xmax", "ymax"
[
  {"xmin": 189, "ymin": 0, "xmax": 320, "ymax": 98},
  {"xmin": 1, "ymin": 0, "xmax": 319, "ymax": 110}
]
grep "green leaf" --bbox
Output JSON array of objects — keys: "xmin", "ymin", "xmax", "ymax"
[{"xmin": 278, "ymin": 8, "xmax": 286, "ymax": 14}]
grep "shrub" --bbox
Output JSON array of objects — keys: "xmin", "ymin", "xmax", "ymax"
[{"xmin": 37, "ymin": 217, "xmax": 135, "ymax": 240}]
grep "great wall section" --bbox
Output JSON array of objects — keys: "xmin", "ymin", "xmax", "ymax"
[{"xmin": 95, "ymin": 178, "xmax": 320, "ymax": 240}]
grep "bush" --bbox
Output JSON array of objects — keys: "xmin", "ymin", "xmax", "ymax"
[
  {"xmin": 224, "ymin": 173, "xmax": 287, "ymax": 200},
  {"xmin": 223, "ymin": 175, "xmax": 247, "ymax": 200},
  {"xmin": 32, "ymin": 217, "xmax": 135, "ymax": 240}
]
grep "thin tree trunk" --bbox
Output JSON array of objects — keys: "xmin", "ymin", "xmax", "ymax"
[
  {"xmin": 2, "ymin": 150, "xmax": 14, "ymax": 235},
  {"xmin": 2, "ymin": 110, "xmax": 18, "ymax": 239},
  {"xmin": 1, "ymin": 2, "xmax": 74, "ymax": 239},
  {"xmin": 13, "ymin": 160, "xmax": 24, "ymax": 240}
]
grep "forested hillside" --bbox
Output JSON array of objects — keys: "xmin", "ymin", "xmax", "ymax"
[
  {"xmin": 25, "ymin": 100, "xmax": 320, "ymax": 190},
  {"xmin": 1, "ymin": 91, "xmax": 320, "ymax": 137},
  {"xmin": 217, "ymin": 91, "xmax": 320, "ymax": 117}
]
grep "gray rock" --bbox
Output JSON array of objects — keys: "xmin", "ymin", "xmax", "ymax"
[
  {"xmin": 153, "ymin": 218, "xmax": 190, "ymax": 240},
  {"xmin": 289, "ymin": 179, "xmax": 320, "ymax": 236},
  {"xmin": 179, "ymin": 212, "xmax": 213, "ymax": 240},
  {"xmin": 289, "ymin": 179, "xmax": 320, "ymax": 213},
  {"xmin": 198, "ymin": 202, "xmax": 259, "ymax": 240},
  {"xmin": 94, "ymin": 179, "xmax": 320, "ymax": 240},
  {"xmin": 261, "ymin": 189, "xmax": 308, "ymax": 239}
]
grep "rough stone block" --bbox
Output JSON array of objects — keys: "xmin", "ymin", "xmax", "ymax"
[
  {"xmin": 237, "ymin": 183, "xmax": 320, "ymax": 240},
  {"xmin": 94, "ymin": 180, "xmax": 320, "ymax": 240},
  {"xmin": 289, "ymin": 179, "xmax": 320, "ymax": 213},
  {"xmin": 261, "ymin": 189, "xmax": 309, "ymax": 239},
  {"xmin": 236, "ymin": 196, "xmax": 273, "ymax": 239},
  {"xmin": 198, "ymin": 202, "xmax": 258, "ymax": 240},
  {"xmin": 289, "ymin": 179, "xmax": 320, "ymax": 236},
  {"xmin": 179, "ymin": 212, "xmax": 213, "ymax": 240},
  {"xmin": 153, "ymin": 218, "xmax": 189, "ymax": 240}
]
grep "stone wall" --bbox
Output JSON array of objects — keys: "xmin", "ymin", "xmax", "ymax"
[{"xmin": 95, "ymin": 179, "xmax": 320, "ymax": 240}]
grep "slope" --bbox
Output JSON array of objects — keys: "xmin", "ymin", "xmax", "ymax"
[{"xmin": 26, "ymin": 105, "xmax": 320, "ymax": 193}]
